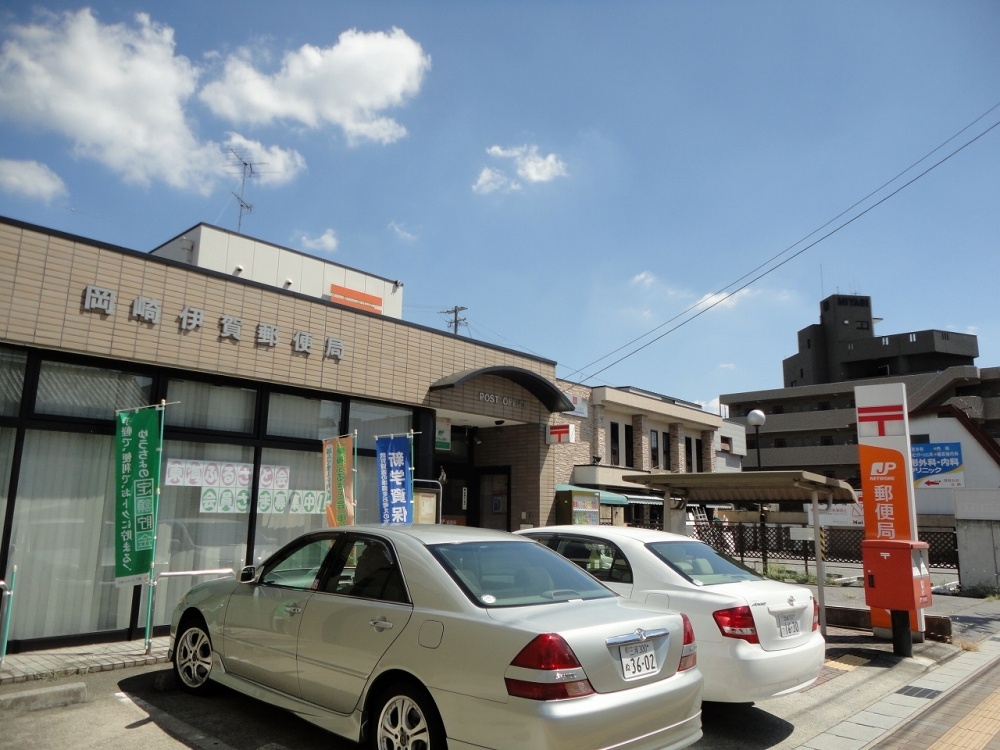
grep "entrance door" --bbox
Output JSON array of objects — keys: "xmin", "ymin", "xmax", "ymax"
[{"xmin": 477, "ymin": 470, "xmax": 510, "ymax": 531}]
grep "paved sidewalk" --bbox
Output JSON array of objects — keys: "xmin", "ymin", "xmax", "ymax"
[{"xmin": 0, "ymin": 635, "xmax": 170, "ymax": 685}]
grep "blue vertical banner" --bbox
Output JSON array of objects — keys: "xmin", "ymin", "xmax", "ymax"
[{"xmin": 376, "ymin": 434, "xmax": 413, "ymax": 523}]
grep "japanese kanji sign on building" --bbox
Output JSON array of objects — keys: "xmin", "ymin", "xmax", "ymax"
[{"xmin": 115, "ymin": 407, "xmax": 162, "ymax": 586}]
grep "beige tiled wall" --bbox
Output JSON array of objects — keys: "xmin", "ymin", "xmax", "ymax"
[{"xmin": 0, "ymin": 222, "xmax": 559, "ymax": 412}]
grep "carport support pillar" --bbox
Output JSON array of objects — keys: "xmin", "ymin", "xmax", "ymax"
[{"xmin": 812, "ymin": 490, "xmax": 827, "ymax": 637}]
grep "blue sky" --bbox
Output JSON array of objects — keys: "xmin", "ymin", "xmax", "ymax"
[{"xmin": 1, "ymin": 2, "xmax": 998, "ymax": 413}]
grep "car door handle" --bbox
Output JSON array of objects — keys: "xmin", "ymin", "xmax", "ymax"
[
  {"xmin": 284, "ymin": 605, "xmax": 303, "ymax": 615},
  {"xmin": 369, "ymin": 617, "xmax": 393, "ymax": 631}
]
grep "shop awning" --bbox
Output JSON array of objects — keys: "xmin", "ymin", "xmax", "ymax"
[
  {"xmin": 622, "ymin": 494, "xmax": 664, "ymax": 505},
  {"xmin": 555, "ymin": 484, "xmax": 629, "ymax": 506}
]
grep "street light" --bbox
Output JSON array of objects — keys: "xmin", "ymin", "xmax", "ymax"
[
  {"xmin": 746, "ymin": 409, "xmax": 768, "ymax": 575},
  {"xmin": 746, "ymin": 409, "xmax": 766, "ymax": 470}
]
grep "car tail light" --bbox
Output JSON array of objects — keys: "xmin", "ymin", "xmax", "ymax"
[
  {"xmin": 812, "ymin": 599, "xmax": 820, "ymax": 631},
  {"xmin": 713, "ymin": 605, "xmax": 759, "ymax": 644},
  {"xmin": 505, "ymin": 634, "xmax": 595, "ymax": 700},
  {"xmin": 678, "ymin": 613, "xmax": 697, "ymax": 671}
]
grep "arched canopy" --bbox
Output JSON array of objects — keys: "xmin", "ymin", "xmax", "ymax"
[{"xmin": 430, "ymin": 366, "xmax": 574, "ymax": 413}]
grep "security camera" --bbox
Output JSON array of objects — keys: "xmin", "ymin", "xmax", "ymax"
[
  {"xmin": 284, "ymin": 279, "xmax": 293, "ymax": 288},
  {"xmin": 393, "ymin": 280, "xmax": 404, "ymax": 289},
  {"xmin": 234, "ymin": 265, "xmax": 244, "ymax": 273},
  {"xmin": 495, "ymin": 420, "xmax": 505, "ymax": 426}
]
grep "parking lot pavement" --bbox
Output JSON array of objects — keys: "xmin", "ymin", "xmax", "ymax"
[{"xmin": 3, "ymin": 591, "xmax": 1000, "ymax": 750}]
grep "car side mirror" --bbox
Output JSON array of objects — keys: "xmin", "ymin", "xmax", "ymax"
[{"xmin": 239, "ymin": 565, "xmax": 257, "ymax": 583}]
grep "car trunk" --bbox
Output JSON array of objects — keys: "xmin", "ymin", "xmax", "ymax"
[
  {"xmin": 487, "ymin": 597, "xmax": 689, "ymax": 693},
  {"xmin": 712, "ymin": 579, "xmax": 816, "ymax": 652}
]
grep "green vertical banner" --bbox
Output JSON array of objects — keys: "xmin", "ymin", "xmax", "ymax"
[{"xmin": 115, "ymin": 408, "xmax": 162, "ymax": 586}]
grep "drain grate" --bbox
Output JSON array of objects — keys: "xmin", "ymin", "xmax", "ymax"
[{"xmin": 896, "ymin": 685, "xmax": 942, "ymax": 699}]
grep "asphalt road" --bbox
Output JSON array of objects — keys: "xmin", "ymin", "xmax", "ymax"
[{"xmin": 0, "ymin": 640, "xmax": 939, "ymax": 750}]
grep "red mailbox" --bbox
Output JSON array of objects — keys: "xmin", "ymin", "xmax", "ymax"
[{"xmin": 861, "ymin": 539, "xmax": 933, "ymax": 611}]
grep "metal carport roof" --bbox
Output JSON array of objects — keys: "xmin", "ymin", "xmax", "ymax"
[{"xmin": 622, "ymin": 470, "xmax": 857, "ymax": 506}]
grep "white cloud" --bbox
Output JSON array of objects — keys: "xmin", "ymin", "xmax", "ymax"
[
  {"xmin": 472, "ymin": 167, "xmax": 520, "ymax": 195},
  {"xmin": 388, "ymin": 220, "xmax": 417, "ymax": 242},
  {"xmin": 696, "ymin": 397, "xmax": 722, "ymax": 415},
  {"xmin": 718, "ymin": 363, "xmax": 736, "ymax": 370},
  {"xmin": 299, "ymin": 228, "xmax": 338, "ymax": 253},
  {"xmin": 487, "ymin": 144, "xmax": 567, "ymax": 182},
  {"xmin": 631, "ymin": 271, "xmax": 657, "ymax": 287},
  {"xmin": 0, "ymin": 159, "xmax": 67, "ymax": 202},
  {"xmin": 0, "ymin": 10, "xmax": 405, "ymax": 195},
  {"xmin": 474, "ymin": 144, "xmax": 566, "ymax": 195},
  {"xmin": 693, "ymin": 288, "xmax": 756, "ymax": 311},
  {"xmin": 0, "ymin": 9, "xmax": 226, "ymax": 193},
  {"xmin": 200, "ymin": 28, "xmax": 430, "ymax": 145}
]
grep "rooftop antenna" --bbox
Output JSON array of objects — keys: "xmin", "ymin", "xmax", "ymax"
[{"xmin": 229, "ymin": 149, "xmax": 260, "ymax": 233}]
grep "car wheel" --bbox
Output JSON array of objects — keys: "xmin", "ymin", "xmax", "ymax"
[
  {"xmin": 173, "ymin": 618, "xmax": 215, "ymax": 695},
  {"xmin": 371, "ymin": 682, "xmax": 446, "ymax": 750}
]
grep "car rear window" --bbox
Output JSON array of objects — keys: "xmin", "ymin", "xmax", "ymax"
[
  {"xmin": 430, "ymin": 541, "xmax": 614, "ymax": 607},
  {"xmin": 646, "ymin": 540, "xmax": 763, "ymax": 585}
]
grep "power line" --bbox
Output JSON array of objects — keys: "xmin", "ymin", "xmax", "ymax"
[
  {"xmin": 577, "ymin": 112, "xmax": 1000, "ymax": 384},
  {"xmin": 565, "ymin": 101, "xmax": 1000, "ymax": 382}
]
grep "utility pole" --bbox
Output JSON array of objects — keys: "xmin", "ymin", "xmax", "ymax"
[{"xmin": 440, "ymin": 306, "xmax": 467, "ymax": 335}]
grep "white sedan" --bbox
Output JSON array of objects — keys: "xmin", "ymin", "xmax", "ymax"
[
  {"xmin": 170, "ymin": 524, "xmax": 703, "ymax": 750},
  {"xmin": 517, "ymin": 525, "xmax": 824, "ymax": 703}
]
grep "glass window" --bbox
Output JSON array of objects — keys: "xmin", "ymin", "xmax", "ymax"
[
  {"xmin": 267, "ymin": 392, "xmax": 342, "ymax": 440},
  {"xmin": 552, "ymin": 537, "xmax": 633, "ymax": 584},
  {"xmin": 431, "ymin": 541, "xmax": 612, "ymax": 608},
  {"xmin": 257, "ymin": 447, "xmax": 331, "ymax": 552},
  {"xmin": 165, "ymin": 379, "xmax": 255, "ymax": 432},
  {"xmin": 647, "ymin": 539, "xmax": 761, "ymax": 585},
  {"xmin": 35, "ymin": 360, "xmax": 152, "ymax": 419},
  {"xmin": 10, "ymin": 431, "xmax": 126, "ymax": 639},
  {"xmin": 0, "ymin": 348, "xmax": 26, "ymax": 417},
  {"xmin": 650, "ymin": 430, "xmax": 659, "ymax": 469},
  {"xmin": 326, "ymin": 536, "xmax": 407, "ymax": 603},
  {"xmin": 0, "ymin": 427, "xmax": 15, "ymax": 572},
  {"xmin": 352, "ymin": 455, "xmax": 380, "ymax": 524},
  {"xmin": 262, "ymin": 535, "xmax": 338, "ymax": 590},
  {"xmin": 349, "ymin": 401, "xmax": 413, "ymax": 450},
  {"xmin": 624, "ymin": 424, "xmax": 634, "ymax": 468},
  {"xmin": 610, "ymin": 422, "xmax": 620, "ymax": 465},
  {"xmin": 153, "ymin": 441, "xmax": 256, "ymax": 624}
]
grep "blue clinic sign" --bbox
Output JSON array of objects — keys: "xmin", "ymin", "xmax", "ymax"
[
  {"xmin": 912, "ymin": 442, "xmax": 964, "ymax": 488},
  {"xmin": 376, "ymin": 434, "xmax": 412, "ymax": 523}
]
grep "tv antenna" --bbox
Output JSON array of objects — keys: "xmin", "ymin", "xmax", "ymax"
[{"xmin": 229, "ymin": 149, "xmax": 263, "ymax": 233}]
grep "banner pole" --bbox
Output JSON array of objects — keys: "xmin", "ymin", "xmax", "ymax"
[
  {"xmin": 0, "ymin": 565, "xmax": 16, "ymax": 669},
  {"xmin": 144, "ymin": 400, "xmax": 166, "ymax": 655}
]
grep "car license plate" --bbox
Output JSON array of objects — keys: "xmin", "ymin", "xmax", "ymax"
[
  {"xmin": 779, "ymin": 613, "xmax": 801, "ymax": 637},
  {"xmin": 619, "ymin": 642, "xmax": 660, "ymax": 679}
]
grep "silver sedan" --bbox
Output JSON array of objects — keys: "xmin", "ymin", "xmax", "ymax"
[
  {"xmin": 518, "ymin": 525, "xmax": 825, "ymax": 704},
  {"xmin": 170, "ymin": 524, "xmax": 703, "ymax": 750}
]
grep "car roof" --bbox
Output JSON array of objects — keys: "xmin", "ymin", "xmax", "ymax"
[
  {"xmin": 518, "ymin": 525, "xmax": 694, "ymax": 544},
  {"xmin": 330, "ymin": 523, "xmax": 534, "ymax": 546}
]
